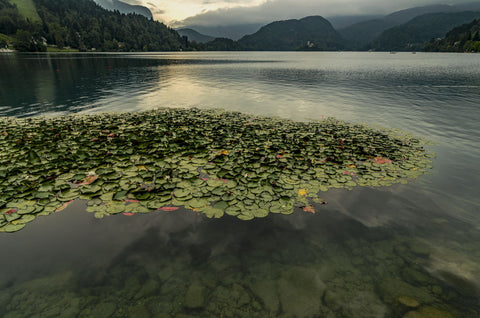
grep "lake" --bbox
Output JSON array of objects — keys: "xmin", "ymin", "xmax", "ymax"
[{"xmin": 0, "ymin": 52, "xmax": 479, "ymax": 317}]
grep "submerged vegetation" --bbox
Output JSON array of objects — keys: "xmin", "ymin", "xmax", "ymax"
[{"xmin": 0, "ymin": 108, "xmax": 433, "ymax": 233}]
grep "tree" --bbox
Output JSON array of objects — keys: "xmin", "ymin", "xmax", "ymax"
[{"xmin": 14, "ymin": 29, "xmax": 33, "ymax": 51}]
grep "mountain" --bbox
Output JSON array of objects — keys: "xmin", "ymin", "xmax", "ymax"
[
  {"xmin": 424, "ymin": 18, "xmax": 480, "ymax": 52},
  {"xmin": 176, "ymin": 28, "xmax": 214, "ymax": 44},
  {"xmin": 177, "ymin": 24, "xmax": 265, "ymax": 41},
  {"xmin": 367, "ymin": 11, "xmax": 480, "ymax": 51},
  {"xmin": 238, "ymin": 16, "xmax": 345, "ymax": 51},
  {"xmin": 339, "ymin": 2, "xmax": 480, "ymax": 49},
  {"xmin": 0, "ymin": 0, "xmax": 184, "ymax": 52},
  {"xmin": 93, "ymin": 0, "xmax": 152, "ymax": 19},
  {"xmin": 195, "ymin": 37, "xmax": 244, "ymax": 51},
  {"xmin": 385, "ymin": 4, "xmax": 453, "ymax": 24},
  {"xmin": 327, "ymin": 15, "xmax": 383, "ymax": 29}
]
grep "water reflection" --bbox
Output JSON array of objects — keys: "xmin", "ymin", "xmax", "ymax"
[
  {"xmin": 1, "ymin": 52, "xmax": 480, "ymax": 317},
  {"xmin": 0, "ymin": 186, "xmax": 479, "ymax": 317}
]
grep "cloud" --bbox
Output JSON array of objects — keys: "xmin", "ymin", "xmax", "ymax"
[
  {"xmin": 122, "ymin": 0, "xmax": 144, "ymax": 5},
  {"xmin": 172, "ymin": 0, "xmax": 476, "ymax": 27}
]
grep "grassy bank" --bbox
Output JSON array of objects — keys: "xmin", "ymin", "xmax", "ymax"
[
  {"xmin": 46, "ymin": 46, "xmax": 79, "ymax": 53},
  {"xmin": 7, "ymin": 0, "xmax": 41, "ymax": 22}
]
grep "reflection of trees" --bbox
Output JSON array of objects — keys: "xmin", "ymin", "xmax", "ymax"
[{"xmin": 0, "ymin": 54, "xmax": 176, "ymax": 117}]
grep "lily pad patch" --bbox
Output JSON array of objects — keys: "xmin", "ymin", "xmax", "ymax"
[{"xmin": 0, "ymin": 108, "xmax": 433, "ymax": 233}]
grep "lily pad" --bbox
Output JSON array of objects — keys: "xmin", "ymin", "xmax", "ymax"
[
  {"xmin": 0, "ymin": 108, "xmax": 433, "ymax": 232},
  {"xmin": 0, "ymin": 223, "xmax": 26, "ymax": 232}
]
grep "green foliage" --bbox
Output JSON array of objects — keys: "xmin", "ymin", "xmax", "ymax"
[
  {"xmin": 424, "ymin": 19, "xmax": 480, "ymax": 52},
  {"xmin": 0, "ymin": 32, "xmax": 13, "ymax": 47},
  {"xmin": 0, "ymin": 0, "xmax": 185, "ymax": 51},
  {"xmin": 0, "ymin": 0, "xmax": 32, "ymax": 36},
  {"xmin": 195, "ymin": 37, "xmax": 243, "ymax": 51},
  {"xmin": 368, "ymin": 11, "xmax": 480, "ymax": 51},
  {"xmin": 238, "ymin": 16, "xmax": 346, "ymax": 51},
  {"xmin": 8, "ymin": 0, "xmax": 41, "ymax": 22},
  {"xmin": 0, "ymin": 108, "xmax": 433, "ymax": 233},
  {"xmin": 33, "ymin": 0, "xmax": 183, "ymax": 51},
  {"xmin": 13, "ymin": 29, "xmax": 45, "ymax": 51}
]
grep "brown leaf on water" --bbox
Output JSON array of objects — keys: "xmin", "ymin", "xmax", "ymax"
[{"xmin": 302, "ymin": 205, "xmax": 315, "ymax": 214}]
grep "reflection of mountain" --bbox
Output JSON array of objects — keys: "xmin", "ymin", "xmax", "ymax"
[{"xmin": 93, "ymin": 0, "xmax": 153, "ymax": 19}]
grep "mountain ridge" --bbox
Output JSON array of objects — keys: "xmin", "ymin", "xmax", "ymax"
[
  {"xmin": 93, "ymin": 0, "xmax": 152, "ymax": 19},
  {"xmin": 340, "ymin": 2, "xmax": 480, "ymax": 49},
  {"xmin": 368, "ymin": 11, "xmax": 480, "ymax": 51},
  {"xmin": 176, "ymin": 28, "xmax": 214, "ymax": 44},
  {"xmin": 423, "ymin": 18, "xmax": 480, "ymax": 52},
  {"xmin": 238, "ymin": 16, "xmax": 345, "ymax": 51}
]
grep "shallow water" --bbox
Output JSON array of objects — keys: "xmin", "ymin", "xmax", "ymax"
[{"xmin": 0, "ymin": 52, "xmax": 479, "ymax": 317}]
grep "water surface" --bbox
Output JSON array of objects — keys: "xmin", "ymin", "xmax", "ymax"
[{"xmin": 0, "ymin": 52, "xmax": 479, "ymax": 317}]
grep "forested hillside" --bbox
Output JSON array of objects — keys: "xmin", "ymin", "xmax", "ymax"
[
  {"xmin": 0, "ymin": 0, "xmax": 184, "ymax": 52},
  {"xmin": 367, "ymin": 11, "xmax": 480, "ymax": 51},
  {"xmin": 423, "ymin": 19, "xmax": 480, "ymax": 52},
  {"xmin": 238, "ymin": 16, "xmax": 345, "ymax": 51}
]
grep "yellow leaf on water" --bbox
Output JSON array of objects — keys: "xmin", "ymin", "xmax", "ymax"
[
  {"xmin": 137, "ymin": 165, "xmax": 147, "ymax": 170},
  {"xmin": 221, "ymin": 150, "xmax": 229, "ymax": 155}
]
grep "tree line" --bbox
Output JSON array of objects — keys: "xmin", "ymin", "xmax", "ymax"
[
  {"xmin": 424, "ymin": 19, "xmax": 480, "ymax": 52},
  {"xmin": 0, "ymin": 0, "xmax": 185, "ymax": 52}
]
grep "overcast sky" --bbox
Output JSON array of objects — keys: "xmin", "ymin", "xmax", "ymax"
[{"xmin": 122, "ymin": 0, "xmax": 477, "ymax": 26}]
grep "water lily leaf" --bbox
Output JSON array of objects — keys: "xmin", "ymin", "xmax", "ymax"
[
  {"xmin": 173, "ymin": 188, "xmax": 190, "ymax": 198},
  {"xmin": 252, "ymin": 208, "xmax": 269, "ymax": 218},
  {"xmin": 207, "ymin": 179, "xmax": 224, "ymax": 187},
  {"xmin": 58, "ymin": 189, "xmax": 79, "ymax": 202},
  {"xmin": 213, "ymin": 201, "xmax": 229, "ymax": 210},
  {"xmin": 124, "ymin": 203, "xmax": 150, "ymax": 213},
  {"xmin": 0, "ymin": 108, "xmax": 433, "ymax": 229},
  {"xmin": 113, "ymin": 191, "xmax": 128, "ymax": 201},
  {"xmin": 80, "ymin": 184, "xmax": 102, "ymax": 195},
  {"xmin": 202, "ymin": 206, "xmax": 224, "ymax": 218},
  {"xmin": 225, "ymin": 206, "xmax": 241, "ymax": 216},
  {"xmin": 5, "ymin": 212, "xmax": 21, "ymax": 222},
  {"xmin": 237, "ymin": 213, "xmax": 254, "ymax": 221},
  {"xmin": 34, "ymin": 192, "xmax": 52, "ymax": 199},
  {"xmin": 0, "ymin": 223, "xmax": 26, "ymax": 232},
  {"xmin": 94, "ymin": 212, "xmax": 106, "ymax": 219},
  {"xmin": 185, "ymin": 198, "xmax": 208, "ymax": 209},
  {"xmin": 13, "ymin": 214, "xmax": 36, "ymax": 224}
]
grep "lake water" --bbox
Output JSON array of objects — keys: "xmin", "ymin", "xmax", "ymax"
[{"xmin": 0, "ymin": 52, "xmax": 479, "ymax": 317}]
